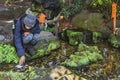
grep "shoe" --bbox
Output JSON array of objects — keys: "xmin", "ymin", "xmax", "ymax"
[{"xmin": 26, "ymin": 45, "xmax": 36, "ymax": 56}]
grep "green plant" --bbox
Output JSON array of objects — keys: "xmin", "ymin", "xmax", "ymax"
[
  {"xmin": 0, "ymin": 43, "xmax": 19, "ymax": 63},
  {"xmin": 89, "ymin": 0, "xmax": 120, "ymax": 19},
  {"xmin": 61, "ymin": 0, "xmax": 83, "ymax": 19},
  {"xmin": 6, "ymin": 66, "xmax": 39, "ymax": 80},
  {"xmin": 88, "ymin": 0, "xmax": 112, "ymax": 19}
]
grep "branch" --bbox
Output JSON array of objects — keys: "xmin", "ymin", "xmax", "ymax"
[{"xmin": 47, "ymin": 13, "xmax": 61, "ymax": 24}]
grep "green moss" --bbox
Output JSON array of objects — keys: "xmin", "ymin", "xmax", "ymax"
[
  {"xmin": 78, "ymin": 56, "xmax": 89, "ymax": 66},
  {"xmin": 66, "ymin": 30, "xmax": 84, "ymax": 45},
  {"xmin": 61, "ymin": 32, "xmax": 66, "ymax": 40},
  {"xmin": 70, "ymin": 54, "xmax": 80, "ymax": 63},
  {"xmin": 45, "ymin": 27, "xmax": 55, "ymax": 33},
  {"xmin": 64, "ymin": 59, "xmax": 78, "ymax": 67},
  {"xmin": 93, "ymin": 32, "xmax": 102, "ymax": 43},
  {"xmin": 77, "ymin": 43, "xmax": 88, "ymax": 51},
  {"xmin": 48, "ymin": 40, "xmax": 60, "ymax": 51},
  {"xmin": 96, "ymin": 53, "xmax": 103, "ymax": 60},
  {"xmin": 5, "ymin": 66, "xmax": 39, "ymax": 80},
  {"xmin": 87, "ymin": 52, "xmax": 98, "ymax": 62},
  {"xmin": 28, "ymin": 50, "xmax": 45, "ymax": 60},
  {"xmin": 28, "ymin": 40, "xmax": 60, "ymax": 60},
  {"xmin": 63, "ymin": 43, "xmax": 103, "ymax": 67},
  {"xmin": 108, "ymin": 34, "xmax": 120, "ymax": 48}
]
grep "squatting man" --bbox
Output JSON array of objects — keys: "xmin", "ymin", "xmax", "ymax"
[{"xmin": 13, "ymin": 14, "xmax": 41, "ymax": 69}]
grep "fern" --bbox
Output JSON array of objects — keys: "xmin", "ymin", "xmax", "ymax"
[{"xmin": 0, "ymin": 43, "xmax": 19, "ymax": 63}]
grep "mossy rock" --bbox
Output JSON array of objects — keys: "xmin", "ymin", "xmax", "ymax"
[
  {"xmin": 77, "ymin": 43, "xmax": 89, "ymax": 51},
  {"xmin": 67, "ymin": 30, "xmax": 84, "ymax": 45},
  {"xmin": 108, "ymin": 33, "xmax": 120, "ymax": 48},
  {"xmin": 47, "ymin": 40, "xmax": 60, "ymax": 51},
  {"xmin": 63, "ymin": 43, "xmax": 103, "ymax": 67},
  {"xmin": 93, "ymin": 31, "xmax": 102, "ymax": 43},
  {"xmin": 27, "ymin": 40, "xmax": 60, "ymax": 60},
  {"xmin": 61, "ymin": 29, "xmax": 103, "ymax": 45},
  {"xmin": 61, "ymin": 29, "xmax": 85, "ymax": 45},
  {"xmin": 71, "ymin": 10, "xmax": 103, "ymax": 31}
]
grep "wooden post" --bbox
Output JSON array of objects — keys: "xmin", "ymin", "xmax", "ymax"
[
  {"xmin": 113, "ymin": 16, "xmax": 116, "ymax": 31},
  {"xmin": 112, "ymin": 2, "xmax": 117, "ymax": 32}
]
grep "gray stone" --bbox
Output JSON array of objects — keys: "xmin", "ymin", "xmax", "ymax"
[
  {"xmin": 40, "ymin": 31, "xmax": 57, "ymax": 41},
  {"xmin": 0, "ymin": 6, "xmax": 14, "ymax": 20},
  {"xmin": 35, "ymin": 31, "xmax": 57, "ymax": 49},
  {"xmin": 0, "ymin": 2, "xmax": 30, "ymax": 20},
  {"xmin": 0, "ymin": 35, "xmax": 5, "ymax": 41}
]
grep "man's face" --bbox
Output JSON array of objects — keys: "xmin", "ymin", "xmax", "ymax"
[{"xmin": 25, "ymin": 25, "xmax": 31, "ymax": 30}]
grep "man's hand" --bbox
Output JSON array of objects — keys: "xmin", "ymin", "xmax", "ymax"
[
  {"xmin": 19, "ymin": 55, "xmax": 25, "ymax": 66},
  {"xmin": 24, "ymin": 32, "xmax": 30, "ymax": 36},
  {"xmin": 59, "ymin": 16, "xmax": 64, "ymax": 20}
]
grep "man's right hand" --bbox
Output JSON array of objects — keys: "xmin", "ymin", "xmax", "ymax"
[{"xmin": 19, "ymin": 55, "xmax": 25, "ymax": 66}]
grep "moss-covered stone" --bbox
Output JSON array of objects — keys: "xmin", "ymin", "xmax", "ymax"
[
  {"xmin": 63, "ymin": 43, "xmax": 103, "ymax": 67},
  {"xmin": 93, "ymin": 31, "xmax": 102, "ymax": 43},
  {"xmin": 62, "ymin": 30, "xmax": 85, "ymax": 45},
  {"xmin": 71, "ymin": 10, "xmax": 103, "ymax": 31},
  {"xmin": 27, "ymin": 40, "xmax": 60, "ymax": 60},
  {"xmin": 47, "ymin": 40, "xmax": 60, "ymax": 51},
  {"xmin": 61, "ymin": 29, "xmax": 103, "ymax": 45},
  {"xmin": 65, "ymin": 30, "xmax": 85, "ymax": 45},
  {"xmin": 108, "ymin": 34, "xmax": 120, "ymax": 48},
  {"xmin": 77, "ymin": 43, "xmax": 88, "ymax": 51}
]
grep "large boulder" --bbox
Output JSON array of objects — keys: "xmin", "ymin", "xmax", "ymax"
[
  {"xmin": 71, "ymin": 10, "xmax": 103, "ymax": 31},
  {"xmin": 50, "ymin": 66, "xmax": 86, "ymax": 80}
]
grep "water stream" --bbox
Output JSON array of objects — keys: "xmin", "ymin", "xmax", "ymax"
[{"xmin": 0, "ymin": 40, "xmax": 120, "ymax": 80}]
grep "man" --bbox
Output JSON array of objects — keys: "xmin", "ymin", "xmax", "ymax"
[{"xmin": 13, "ymin": 14, "xmax": 41, "ymax": 69}]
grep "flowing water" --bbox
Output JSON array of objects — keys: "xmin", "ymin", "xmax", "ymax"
[{"xmin": 0, "ymin": 40, "xmax": 120, "ymax": 80}]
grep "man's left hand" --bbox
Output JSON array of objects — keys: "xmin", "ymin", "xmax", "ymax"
[{"xmin": 24, "ymin": 32, "xmax": 30, "ymax": 36}]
